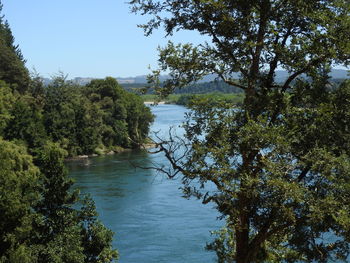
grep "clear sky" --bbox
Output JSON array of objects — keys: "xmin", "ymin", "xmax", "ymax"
[{"xmin": 2, "ymin": 0, "xmax": 205, "ymax": 78}]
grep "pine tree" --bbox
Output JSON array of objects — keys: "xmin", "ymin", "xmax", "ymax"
[{"xmin": 0, "ymin": 1, "xmax": 30, "ymax": 92}]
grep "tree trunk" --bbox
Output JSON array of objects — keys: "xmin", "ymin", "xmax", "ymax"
[
  {"xmin": 236, "ymin": 191, "xmax": 250, "ymax": 263},
  {"xmin": 236, "ymin": 222, "xmax": 249, "ymax": 263}
]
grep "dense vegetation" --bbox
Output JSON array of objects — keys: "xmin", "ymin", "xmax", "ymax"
[
  {"xmin": 131, "ymin": 1, "xmax": 350, "ymax": 263},
  {"xmin": 1, "ymin": 75, "xmax": 153, "ymax": 157},
  {"xmin": 0, "ymin": 9, "xmax": 29, "ymax": 93},
  {"xmin": 174, "ymin": 93, "xmax": 244, "ymax": 106},
  {"xmin": 0, "ymin": 139, "xmax": 118, "ymax": 262},
  {"xmin": 141, "ymin": 93, "xmax": 244, "ymax": 106},
  {"xmin": 41, "ymin": 76, "xmax": 153, "ymax": 156},
  {"xmin": 0, "ymin": 2, "xmax": 149, "ymax": 262},
  {"xmin": 123, "ymin": 80, "xmax": 242, "ymax": 94}
]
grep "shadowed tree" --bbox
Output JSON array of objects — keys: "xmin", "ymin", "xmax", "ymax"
[
  {"xmin": 32, "ymin": 142, "xmax": 119, "ymax": 263},
  {"xmin": 130, "ymin": 1, "xmax": 350, "ymax": 262},
  {"xmin": 0, "ymin": 139, "xmax": 40, "ymax": 263}
]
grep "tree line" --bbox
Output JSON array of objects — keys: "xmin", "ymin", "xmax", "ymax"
[
  {"xmin": 122, "ymin": 80, "xmax": 243, "ymax": 94},
  {"xmin": 1, "ymin": 73, "xmax": 153, "ymax": 157},
  {"xmin": 0, "ymin": 2, "xmax": 151, "ymax": 261}
]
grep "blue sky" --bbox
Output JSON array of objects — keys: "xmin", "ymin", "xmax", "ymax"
[
  {"xmin": 3, "ymin": 1, "xmax": 348, "ymax": 79},
  {"xmin": 2, "ymin": 0, "xmax": 204, "ymax": 78}
]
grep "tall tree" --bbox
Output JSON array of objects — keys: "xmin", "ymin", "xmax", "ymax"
[
  {"xmin": 0, "ymin": 1, "xmax": 30, "ymax": 92},
  {"xmin": 130, "ymin": 1, "xmax": 350, "ymax": 262},
  {"xmin": 32, "ymin": 142, "xmax": 119, "ymax": 263},
  {"xmin": 0, "ymin": 4, "xmax": 119, "ymax": 262},
  {"xmin": 4, "ymin": 93, "xmax": 47, "ymax": 150}
]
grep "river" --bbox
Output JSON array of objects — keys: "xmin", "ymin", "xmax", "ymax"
[{"xmin": 67, "ymin": 104, "xmax": 222, "ymax": 263}]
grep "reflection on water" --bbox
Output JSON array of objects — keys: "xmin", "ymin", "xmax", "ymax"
[{"xmin": 67, "ymin": 104, "xmax": 222, "ymax": 263}]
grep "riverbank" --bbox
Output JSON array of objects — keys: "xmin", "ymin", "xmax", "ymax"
[
  {"xmin": 65, "ymin": 143, "xmax": 158, "ymax": 161},
  {"xmin": 141, "ymin": 93, "xmax": 244, "ymax": 106},
  {"xmin": 144, "ymin": 101, "xmax": 166, "ymax": 105}
]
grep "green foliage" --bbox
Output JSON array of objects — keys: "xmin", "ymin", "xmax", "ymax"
[
  {"xmin": 123, "ymin": 80, "xmax": 243, "ymax": 94},
  {"xmin": 131, "ymin": 0, "xmax": 350, "ymax": 99},
  {"xmin": 31, "ymin": 142, "xmax": 118, "ymax": 263},
  {"xmin": 176, "ymin": 93, "xmax": 244, "ymax": 106},
  {"xmin": 79, "ymin": 197, "xmax": 118, "ymax": 263},
  {"xmin": 43, "ymin": 76, "xmax": 97, "ymax": 155},
  {"xmin": 179, "ymin": 80, "xmax": 350, "ymax": 262},
  {"xmin": 0, "ymin": 80, "xmax": 15, "ymax": 135},
  {"xmin": 4, "ymin": 93, "xmax": 47, "ymax": 150},
  {"xmin": 0, "ymin": 2, "xmax": 29, "ymax": 92},
  {"xmin": 0, "ymin": 139, "xmax": 40, "ymax": 262},
  {"xmin": 0, "ymin": 8, "xmax": 121, "ymax": 261},
  {"xmin": 131, "ymin": 0, "xmax": 350, "ymax": 262},
  {"xmin": 0, "ymin": 6, "xmax": 153, "ymax": 157},
  {"xmin": 34, "ymin": 142, "xmax": 77, "ymax": 219},
  {"xmin": 0, "ymin": 139, "xmax": 118, "ymax": 262},
  {"xmin": 84, "ymin": 77, "xmax": 154, "ymax": 149},
  {"xmin": 31, "ymin": 75, "xmax": 154, "ymax": 156}
]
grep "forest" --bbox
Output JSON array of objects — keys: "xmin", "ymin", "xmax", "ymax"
[
  {"xmin": 2, "ymin": 0, "xmax": 350, "ymax": 262},
  {"xmin": 0, "ymin": 72, "xmax": 154, "ymax": 157},
  {"xmin": 0, "ymin": 2, "xmax": 153, "ymax": 262}
]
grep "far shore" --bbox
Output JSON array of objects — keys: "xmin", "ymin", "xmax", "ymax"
[
  {"xmin": 65, "ymin": 143, "xmax": 158, "ymax": 162},
  {"xmin": 144, "ymin": 101, "xmax": 166, "ymax": 105}
]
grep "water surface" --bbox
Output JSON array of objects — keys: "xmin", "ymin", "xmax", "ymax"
[{"xmin": 67, "ymin": 104, "xmax": 221, "ymax": 263}]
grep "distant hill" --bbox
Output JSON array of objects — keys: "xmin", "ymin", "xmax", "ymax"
[
  {"xmin": 41, "ymin": 77, "xmax": 95, "ymax": 86},
  {"xmin": 41, "ymin": 69, "xmax": 349, "ymax": 86},
  {"xmin": 116, "ymin": 75, "xmax": 170, "ymax": 84},
  {"xmin": 118, "ymin": 69, "xmax": 349, "ymax": 84}
]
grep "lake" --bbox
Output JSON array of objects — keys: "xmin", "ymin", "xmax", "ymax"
[{"xmin": 67, "ymin": 104, "xmax": 222, "ymax": 263}]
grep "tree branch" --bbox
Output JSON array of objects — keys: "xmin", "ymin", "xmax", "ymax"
[
  {"xmin": 249, "ymin": 0, "xmax": 270, "ymax": 84},
  {"xmin": 297, "ymin": 165, "xmax": 311, "ymax": 182},
  {"xmin": 204, "ymin": 16, "xmax": 248, "ymax": 79},
  {"xmin": 215, "ymin": 71, "xmax": 247, "ymax": 90},
  {"xmin": 281, "ymin": 56, "xmax": 325, "ymax": 92},
  {"xmin": 266, "ymin": 25, "xmax": 293, "ymax": 87}
]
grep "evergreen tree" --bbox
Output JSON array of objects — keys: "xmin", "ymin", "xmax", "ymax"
[
  {"xmin": 0, "ymin": 7, "xmax": 119, "ymax": 261},
  {"xmin": 32, "ymin": 142, "xmax": 118, "ymax": 263},
  {"xmin": 0, "ymin": 1, "xmax": 29, "ymax": 92},
  {"xmin": 4, "ymin": 93, "xmax": 47, "ymax": 150},
  {"xmin": 0, "ymin": 140, "xmax": 119, "ymax": 262},
  {"xmin": 0, "ymin": 80, "xmax": 15, "ymax": 136}
]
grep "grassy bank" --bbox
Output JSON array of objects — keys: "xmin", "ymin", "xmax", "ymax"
[
  {"xmin": 141, "ymin": 94, "xmax": 183, "ymax": 103},
  {"xmin": 141, "ymin": 93, "xmax": 244, "ymax": 106}
]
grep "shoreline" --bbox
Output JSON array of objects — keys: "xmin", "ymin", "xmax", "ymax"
[
  {"xmin": 65, "ymin": 143, "xmax": 158, "ymax": 161},
  {"xmin": 143, "ymin": 101, "xmax": 166, "ymax": 105}
]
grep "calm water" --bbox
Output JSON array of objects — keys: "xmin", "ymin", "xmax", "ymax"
[{"xmin": 67, "ymin": 104, "xmax": 222, "ymax": 263}]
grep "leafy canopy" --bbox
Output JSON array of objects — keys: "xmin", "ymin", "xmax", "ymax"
[
  {"xmin": 0, "ymin": 4, "xmax": 120, "ymax": 261},
  {"xmin": 0, "ymin": 139, "xmax": 119, "ymax": 263},
  {"xmin": 130, "ymin": 1, "xmax": 350, "ymax": 262}
]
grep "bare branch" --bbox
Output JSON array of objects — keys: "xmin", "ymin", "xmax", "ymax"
[
  {"xmin": 297, "ymin": 166, "xmax": 311, "ymax": 182},
  {"xmin": 203, "ymin": 16, "xmax": 249, "ymax": 80},
  {"xmin": 281, "ymin": 56, "xmax": 325, "ymax": 91},
  {"xmin": 216, "ymin": 71, "xmax": 247, "ymax": 90},
  {"xmin": 267, "ymin": 25, "xmax": 294, "ymax": 87}
]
